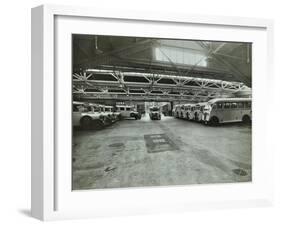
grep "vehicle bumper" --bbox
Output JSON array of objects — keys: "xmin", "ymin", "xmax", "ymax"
[
  {"xmin": 203, "ymin": 113, "xmax": 210, "ymax": 122},
  {"xmin": 150, "ymin": 114, "xmax": 160, "ymax": 119}
]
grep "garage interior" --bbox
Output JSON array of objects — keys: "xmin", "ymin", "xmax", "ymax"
[{"xmin": 72, "ymin": 35, "xmax": 252, "ymax": 190}]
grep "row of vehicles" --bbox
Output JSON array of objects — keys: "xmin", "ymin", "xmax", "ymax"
[
  {"xmin": 173, "ymin": 98, "xmax": 252, "ymax": 125},
  {"xmin": 173, "ymin": 102, "xmax": 207, "ymax": 122},
  {"xmin": 73, "ymin": 102, "xmax": 141, "ymax": 129}
]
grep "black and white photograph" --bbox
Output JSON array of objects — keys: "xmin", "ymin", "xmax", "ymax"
[{"xmin": 72, "ymin": 34, "xmax": 252, "ymax": 190}]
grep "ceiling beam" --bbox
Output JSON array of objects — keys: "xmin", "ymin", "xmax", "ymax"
[{"xmin": 197, "ymin": 41, "xmax": 251, "ymax": 86}]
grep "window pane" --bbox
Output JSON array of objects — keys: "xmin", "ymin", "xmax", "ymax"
[
  {"xmin": 238, "ymin": 102, "xmax": 244, "ymax": 108},
  {"xmin": 245, "ymin": 102, "xmax": 251, "ymax": 108},
  {"xmin": 217, "ymin": 103, "xmax": 223, "ymax": 109},
  {"xmin": 224, "ymin": 102, "xmax": 231, "ymax": 109},
  {"xmin": 73, "ymin": 105, "xmax": 79, "ymax": 112},
  {"xmin": 154, "ymin": 46, "xmax": 206, "ymax": 67}
]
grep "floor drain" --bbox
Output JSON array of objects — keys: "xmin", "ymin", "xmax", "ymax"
[
  {"xmin": 109, "ymin": 143, "xmax": 124, "ymax": 148},
  {"xmin": 232, "ymin": 168, "xmax": 248, "ymax": 176},
  {"xmin": 104, "ymin": 166, "xmax": 117, "ymax": 172}
]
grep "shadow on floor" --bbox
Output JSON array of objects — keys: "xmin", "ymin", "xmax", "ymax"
[{"xmin": 18, "ymin": 209, "xmax": 31, "ymax": 218}]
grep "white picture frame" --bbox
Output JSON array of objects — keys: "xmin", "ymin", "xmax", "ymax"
[{"xmin": 31, "ymin": 4, "xmax": 274, "ymax": 221}]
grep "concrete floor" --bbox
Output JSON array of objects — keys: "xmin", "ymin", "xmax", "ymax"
[{"xmin": 72, "ymin": 114, "xmax": 252, "ymax": 190}]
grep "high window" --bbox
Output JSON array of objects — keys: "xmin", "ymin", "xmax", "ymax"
[{"xmin": 154, "ymin": 47, "xmax": 207, "ymax": 67}]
